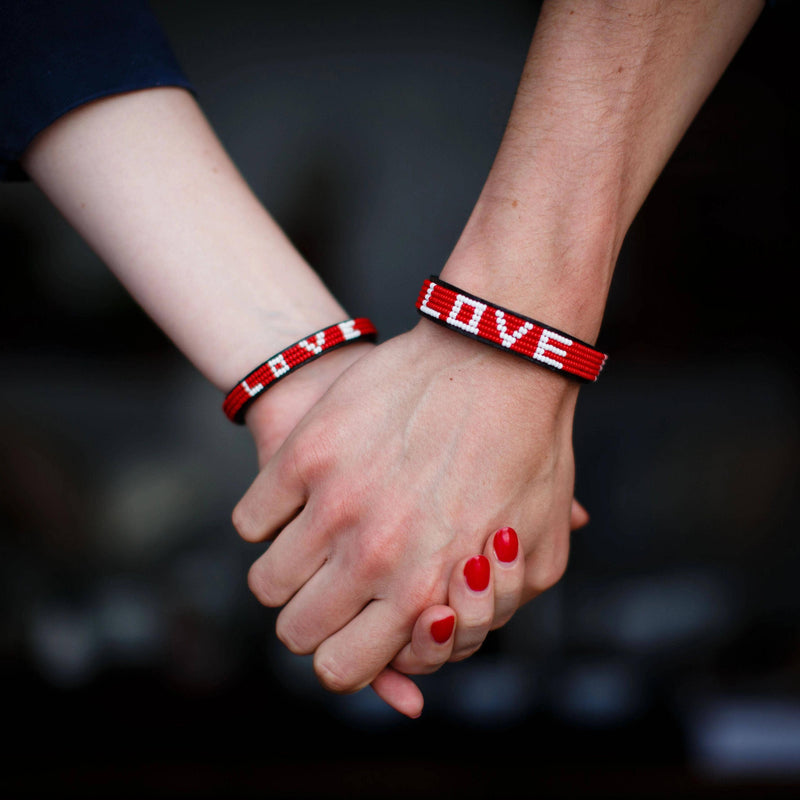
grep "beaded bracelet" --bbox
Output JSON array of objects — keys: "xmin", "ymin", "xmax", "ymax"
[
  {"xmin": 223, "ymin": 318, "xmax": 377, "ymax": 423},
  {"xmin": 416, "ymin": 276, "xmax": 606, "ymax": 382}
]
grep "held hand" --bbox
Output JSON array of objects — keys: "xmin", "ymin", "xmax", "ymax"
[
  {"xmin": 243, "ymin": 332, "xmax": 588, "ymax": 718},
  {"xmin": 234, "ymin": 319, "xmax": 582, "ymax": 698},
  {"xmin": 372, "ymin": 500, "xmax": 589, "ymax": 717}
]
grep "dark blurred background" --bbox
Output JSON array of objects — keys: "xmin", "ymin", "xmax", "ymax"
[{"xmin": 1, "ymin": 1, "xmax": 797, "ymax": 797}]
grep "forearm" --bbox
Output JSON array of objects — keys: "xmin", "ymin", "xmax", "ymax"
[
  {"xmin": 21, "ymin": 87, "xmax": 346, "ymax": 391},
  {"xmin": 443, "ymin": 0, "xmax": 763, "ymax": 344}
]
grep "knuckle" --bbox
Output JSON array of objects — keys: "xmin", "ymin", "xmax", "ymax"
[
  {"xmin": 399, "ymin": 575, "xmax": 447, "ymax": 633},
  {"xmin": 450, "ymin": 642, "xmax": 482, "ymax": 663},
  {"xmin": 232, "ymin": 501, "xmax": 260, "ymax": 542},
  {"xmin": 491, "ymin": 583, "xmax": 524, "ymax": 630},
  {"xmin": 290, "ymin": 426, "xmax": 335, "ymax": 485},
  {"xmin": 247, "ymin": 561, "xmax": 286, "ymax": 607},
  {"xmin": 275, "ymin": 613, "xmax": 314, "ymax": 655},
  {"xmin": 471, "ymin": 607, "xmax": 496, "ymax": 630},
  {"xmin": 355, "ymin": 528, "xmax": 404, "ymax": 582},
  {"xmin": 312, "ymin": 489, "xmax": 359, "ymax": 533},
  {"xmin": 457, "ymin": 608, "xmax": 494, "ymax": 639},
  {"xmin": 409, "ymin": 570, "xmax": 444, "ymax": 611},
  {"xmin": 417, "ymin": 654, "xmax": 448, "ymax": 674},
  {"xmin": 313, "ymin": 652, "xmax": 359, "ymax": 694}
]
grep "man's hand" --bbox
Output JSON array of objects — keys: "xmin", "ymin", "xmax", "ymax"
[
  {"xmin": 243, "ymin": 332, "xmax": 590, "ymax": 717},
  {"xmin": 234, "ymin": 320, "xmax": 580, "ymax": 695}
]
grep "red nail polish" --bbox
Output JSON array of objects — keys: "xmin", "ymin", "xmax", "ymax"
[
  {"xmin": 430, "ymin": 614, "xmax": 455, "ymax": 644},
  {"xmin": 493, "ymin": 526, "xmax": 519, "ymax": 563},
  {"xmin": 464, "ymin": 555, "xmax": 490, "ymax": 592}
]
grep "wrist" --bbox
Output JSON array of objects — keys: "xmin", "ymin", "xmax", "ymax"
[
  {"xmin": 440, "ymin": 188, "xmax": 618, "ymax": 346},
  {"xmin": 408, "ymin": 316, "xmax": 579, "ymax": 420},
  {"xmin": 216, "ymin": 299, "xmax": 351, "ymax": 390}
]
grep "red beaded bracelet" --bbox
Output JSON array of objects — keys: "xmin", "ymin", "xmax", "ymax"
[
  {"xmin": 223, "ymin": 318, "xmax": 377, "ymax": 423},
  {"xmin": 416, "ymin": 276, "xmax": 607, "ymax": 382}
]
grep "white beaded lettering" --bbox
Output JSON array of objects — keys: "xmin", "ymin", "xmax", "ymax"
[
  {"xmin": 447, "ymin": 295, "xmax": 486, "ymax": 335},
  {"xmin": 298, "ymin": 331, "xmax": 325, "ymax": 355},
  {"xmin": 242, "ymin": 378, "xmax": 263, "ymax": 397},
  {"xmin": 495, "ymin": 310, "xmax": 534, "ymax": 349},
  {"xmin": 534, "ymin": 329, "xmax": 571, "ymax": 369},
  {"xmin": 418, "ymin": 282, "xmax": 440, "ymax": 319},
  {"xmin": 268, "ymin": 353, "xmax": 291, "ymax": 378}
]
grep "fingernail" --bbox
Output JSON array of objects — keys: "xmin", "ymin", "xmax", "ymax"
[
  {"xmin": 430, "ymin": 614, "xmax": 455, "ymax": 644},
  {"xmin": 464, "ymin": 555, "xmax": 490, "ymax": 592},
  {"xmin": 493, "ymin": 526, "xmax": 519, "ymax": 563}
]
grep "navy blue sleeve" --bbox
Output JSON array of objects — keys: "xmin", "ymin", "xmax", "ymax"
[{"xmin": 0, "ymin": 0, "xmax": 193, "ymax": 180}]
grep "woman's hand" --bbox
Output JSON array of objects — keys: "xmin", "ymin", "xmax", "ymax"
[{"xmin": 371, "ymin": 500, "xmax": 588, "ymax": 718}]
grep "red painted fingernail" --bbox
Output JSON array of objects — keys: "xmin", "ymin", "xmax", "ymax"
[
  {"xmin": 493, "ymin": 526, "xmax": 519, "ymax": 563},
  {"xmin": 430, "ymin": 614, "xmax": 455, "ymax": 644},
  {"xmin": 464, "ymin": 555, "xmax": 490, "ymax": 592}
]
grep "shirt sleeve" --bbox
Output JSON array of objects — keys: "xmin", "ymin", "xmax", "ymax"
[{"xmin": 0, "ymin": 0, "xmax": 194, "ymax": 181}]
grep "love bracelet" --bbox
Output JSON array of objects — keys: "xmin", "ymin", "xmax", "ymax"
[
  {"xmin": 223, "ymin": 318, "xmax": 378, "ymax": 424},
  {"xmin": 416, "ymin": 276, "xmax": 607, "ymax": 382}
]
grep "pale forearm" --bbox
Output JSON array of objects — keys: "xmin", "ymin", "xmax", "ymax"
[
  {"xmin": 443, "ymin": 0, "xmax": 764, "ymax": 343},
  {"xmin": 21, "ymin": 87, "xmax": 346, "ymax": 391}
]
